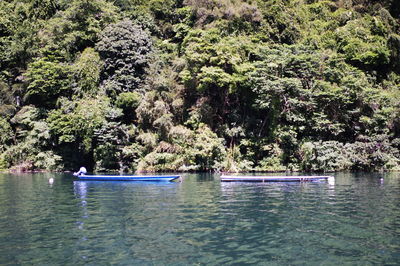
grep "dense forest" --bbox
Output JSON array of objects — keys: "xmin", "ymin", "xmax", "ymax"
[{"xmin": 0, "ymin": 0, "xmax": 399, "ymax": 172}]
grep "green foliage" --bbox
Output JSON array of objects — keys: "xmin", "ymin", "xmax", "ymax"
[
  {"xmin": 185, "ymin": 125, "xmax": 226, "ymax": 171},
  {"xmin": 184, "ymin": 0, "xmax": 263, "ymax": 32},
  {"xmin": 260, "ymin": 0, "xmax": 301, "ymax": 44},
  {"xmin": 33, "ymin": 151, "xmax": 63, "ymax": 171},
  {"xmin": 29, "ymin": 0, "xmax": 58, "ymax": 20},
  {"xmin": 72, "ymin": 48, "xmax": 102, "ymax": 96},
  {"xmin": 257, "ymin": 148, "xmax": 286, "ymax": 172},
  {"xmin": 1, "ymin": 106, "xmax": 62, "ymax": 171},
  {"xmin": 0, "ymin": 117, "xmax": 13, "ymax": 152},
  {"xmin": 336, "ymin": 18, "xmax": 391, "ymax": 68},
  {"xmin": 0, "ymin": 81, "xmax": 16, "ymax": 118},
  {"xmin": 48, "ymin": 96, "xmax": 109, "ymax": 150},
  {"xmin": 300, "ymin": 141, "xmax": 352, "ymax": 172},
  {"xmin": 181, "ymin": 28, "xmax": 256, "ymax": 129},
  {"xmin": 250, "ymin": 45, "xmax": 318, "ymax": 141},
  {"xmin": 1, "ymin": 0, "xmax": 400, "ymax": 172},
  {"xmin": 0, "ymin": 155, "xmax": 8, "ymax": 170},
  {"xmin": 116, "ymin": 92, "xmax": 141, "ymax": 110},
  {"xmin": 93, "ymin": 108, "xmax": 133, "ymax": 171},
  {"xmin": 10, "ymin": 106, "xmax": 41, "ymax": 140},
  {"xmin": 116, "ymin": 92, "xmax": 141, "ymax": 122},
  {"xmin": 47, "ymin": 96, "xmax": 110, "ymax": 168},
  {"xmin": 96, "ymin": 19, "xmax": 153, "ymax": 97},
  {"xmin": 0, "ymin": 1, "xmax": 41, "ymax": 72},
  {"xmin": 39, "ymin": 0, "xmax": 118, "ymax": 58},
  {"xmin": 137, "ymin": 124, "xmax": 226, "ymax": 172},
  {"xmin": 136, "ymin": 91, "xmax": 174, "ymax": 138},
  {"xmin": 25, "ymin": 56, "xmax": 72, "ymax": 107},
  {"xmin": 300, "ymin": 138, "xmax": 400, "ymax": 172}
]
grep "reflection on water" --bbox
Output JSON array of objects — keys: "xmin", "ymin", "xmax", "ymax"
[{"xmin": 0, "ymin": 172, "xmax": 399, "ymax": 265}]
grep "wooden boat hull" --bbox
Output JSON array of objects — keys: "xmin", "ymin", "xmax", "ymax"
[
  {"xmin": 77, "ymin": 174, "xmax": 181, "ymax": 182},
  {"xmin": 220, "ymin": 175, "xmax": 333, "ymax": 182}
]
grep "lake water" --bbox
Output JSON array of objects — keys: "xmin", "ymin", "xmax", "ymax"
[{"xmin": 0, "ymin": 172, "xmax": 399, "ymax": 265}]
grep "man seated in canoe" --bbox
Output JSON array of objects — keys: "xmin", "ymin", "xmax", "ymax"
[{"xmin": 73, "ymin": 167, "xmax": 87, "ymax": 176}]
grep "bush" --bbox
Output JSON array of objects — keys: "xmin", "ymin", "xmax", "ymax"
[
  {"xmin": 299, "ymin": 138, "xmax": 400, "ymax": 172},
  {"xmin": 73, "ymin": 48, "xmax": 103, "ymax": 96},
  {"xmin": 34, "ymin": 151, "xmax": 63, "ymax": 171},
  {"xmin": 257, "ymin": 144, "xmax": 286, "ymax": 172},
  {"xmin": 25, "ymin": 56, "xmax": 72, "ymax": 107},
  {"xmin": 137, "ymin": 125, "xmax": 226, "ymax": 172},
  {"xmin": 0, "ymin": 154, "xmax": 9, "ymax": 170},
  {"xmin": 300, "ymin": 141, "xmax": 352, "ymax": 172},
  {"xmin": 0, "ymin": 117, "xmax": 13, "ymax": 152}
]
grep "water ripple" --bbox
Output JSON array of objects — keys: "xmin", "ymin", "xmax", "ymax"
[{"xmin": 0, "ymin": 173, "xmax": 399, "ymax": 265}]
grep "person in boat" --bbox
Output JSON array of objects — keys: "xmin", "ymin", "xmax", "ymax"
[{"xmin": 73, "ymin": 167, "xmax": 87, "ymax": 176}]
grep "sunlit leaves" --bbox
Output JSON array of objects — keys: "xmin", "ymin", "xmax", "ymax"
[
  {"xmin": 137, "ymin": 124, "xmax": 226, "ymax": 172},
  {"xmin": 73, "ymin": 47, "xmax": 102, "ymax": 96},
  {"xmin": 183, "ymin": 0, "xmax": 263, "ymax": 31},
  {"xmin": 0, "ymin": 105, "xmax": 62, "ymax": 171},
  {"xmin": 47, "ymin": 96, "xmax": 109, "ymax": 153},
  {"xmin": 39, "ymin": 0, "xmax": 118, "ymax": 58},
  {"xmin": 334, "ymin": 17, "xmax": 391, "ymax": 68},
  {"xmin": 25, "ymin": 56, "xmax": 72, "ymax": 107}
]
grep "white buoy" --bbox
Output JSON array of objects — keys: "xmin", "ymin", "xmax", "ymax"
[{"xmin": 48, "ymin": 178, "xmax": 54, "ymax": 185}]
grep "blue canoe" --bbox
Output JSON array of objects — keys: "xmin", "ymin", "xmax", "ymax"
[
  {"xmin": 220, "ymin": 175, "xmax": 334, "ymax": 182},
  {"xmin": 77, "ymin": 174, "xmax": 181, "ymax": 182}
]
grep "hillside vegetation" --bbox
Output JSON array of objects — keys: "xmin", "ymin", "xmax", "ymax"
[{"xmin": 1, "ymin": 0, "xmax": 399, "ymax": 172}]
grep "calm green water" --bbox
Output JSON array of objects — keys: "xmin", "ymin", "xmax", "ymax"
[{"xmin": 0, "ymin": 173, "xmax": 399, "ymax": 265}]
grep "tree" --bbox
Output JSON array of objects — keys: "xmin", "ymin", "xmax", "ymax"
[
  {"xmin": 38, "ymin": 0, "xmax": 118, "ymax": 59},
  {"xmin": 0, "ymin": 1, "xmax": 41, "ymax": 76},
  {"xmin": 1, "ymin": 106, "xmax": 62, "ymax": 171},
  {"xmin": 72, "ymin": 47, "xmax": 103, "ymax": 96},
  {"xmin": 0, "ymin": 81, "xmax": 16, "ymax": 118},
  {"xmin": 0, "ymin": 117, "xmax": 13, "ymax": 153},
  {"xmin": 25, "ymin": 55, "xmax": 72, "ymax": 107},
  {"xmin": 47, "ymin": 96, "xmax": 110, "ymax": 169},
  {"xmin": 93, "ymin": 108, "xmax": 131, "ymax": 171},
  {"xmin": 180, "ymin": 28, "xmax": 256, "ymax": 130},
  {"xmin": 96, "ymin": 19, "xmax": 153, "ymax": 97}
]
